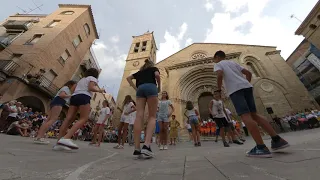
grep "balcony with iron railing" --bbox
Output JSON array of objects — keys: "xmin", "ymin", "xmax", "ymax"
[
  {"xmin": 0, "ymin": 60, "xmax": 19, "ymax": 75},
  {"xmin": 3, "ymin": 20, "xmax": 32, "ymax": 31},
  {"xmin": 26, "ymin": 74, "xmax": 59, "ymax": 97},
  {"xmin": 80, "ymin": 59, "xmax": 98, "ymax": 71}
]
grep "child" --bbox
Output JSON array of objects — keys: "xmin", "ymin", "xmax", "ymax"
[
  {"xmin": 34, "ymin": 80, "xmax": 77, "ymax": 144},
  {"xmin": 55, "ymin": 68, "xmax": 104, "ymax": 151},
  {"xmin": 184, "ymin": 101, "xmax": 201, "ymax": 146},
  {"xmin": 90, "ymin": 100, "xmax": 111, "ymax": 147},
  {"xmin": 169, "ymin": 115, "xmax": 180, "ymax": 145},
  {"xmin": 209, "ymin": 91, "xmax": 243, "ymax": 147},
  {"xmin": 114, "ymin": 95, "xmax": 136, "ymax": 149},
  {"xmin": 213, "ymin": 50, "xmax": 289, "ymax": 157}
]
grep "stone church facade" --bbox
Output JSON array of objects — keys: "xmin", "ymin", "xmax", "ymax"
[{"xmin": 113, "ymin": 32, "xmax": 317, "ymax": 126}]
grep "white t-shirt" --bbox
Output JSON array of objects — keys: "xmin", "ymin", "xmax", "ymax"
[
  {"xmin": 122, "ymin": 102, "xmax": 135, "ymax": 122},
  {"xmin": 211, "ymin": 99, "xmax": 225, "ymax": 118},
  {"xmin": 56, "ymin": 86, "xmax": 72, "ymax": 103},
  {"xmin": 8, "ymin": 105, "xmax": 18, "ymax": 118},
  {"xmin": 73, "ymin": 76, "xmax": 98, "ymax": 97},
  {"xmin": 96, "ymin": 107, "xmax": 110, "ymax": 125},
  {"xmin": 186, "ymin": 108, "xmax": 197, "ymax": 117},
  {"xmin": 185, "ymin": 123, "xmax": 191, "ymax": 129},
  {"xmin": 129, "ymin": 111, "xmax": 136, "ymax": 125},
  {"xmin": 214, "ymin": 60, "xmax": 252, "ymax": 96},
  {"xmin": 232, "ymin": 120, "xmax": 237, "ymax": 126}
]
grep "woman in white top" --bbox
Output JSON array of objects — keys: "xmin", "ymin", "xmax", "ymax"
[
  {"xmin": 34, "ymin": 80, "xmax": 77, "ymax": 144},
  {"xmin": 56, "ymin": 68, "xmax": 104, "ymax": 151},
  {"xmin": 114, "ymin": 95, "xmax": 136, "ymax": 149},
  {"xmin": 184, "ymin": 101, "xmax": 201, "ymax": 146},
  {"xmin": 7, "ymin": 101, "xmax": 18, "ymax": 125},
  {"xmin": 91, "ymin": 100, "xmax": 111, "ymax": 147}
]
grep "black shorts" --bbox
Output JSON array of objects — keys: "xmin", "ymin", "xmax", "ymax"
[
  {"xmin": 214, "ymin": 117, "xmax": 229, "ymax": 128},
  {"xmin": 50, "ymin": 96, "xmax": 66, "ymax": 108},
  {"xmin": 70, "ymin": 94, "xmax": 91, "ymax": 106}
]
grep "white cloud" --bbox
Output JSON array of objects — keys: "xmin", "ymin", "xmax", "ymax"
[
  {"xmin": 204, "ymin": 0, "xmax": 303, "ymax": 59},
  {"xmin": 109, "ymin": 35, "xmax": 120, "ymax": 43},
  {"xmin": 185, "ymin": 38, "xmax": 193, "ymax": 47},
  {"xmin": 157, "ymin": 22, "xmax": 192, "ymax": 62},
  {"xmin": 92, "ymin": 40, "xmax": 126, "ymax": 98},
  {"xmin": 204, "ymin": 0, "xmax": 214, "ymax": 12}
]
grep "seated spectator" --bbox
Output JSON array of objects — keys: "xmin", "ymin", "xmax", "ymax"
[
  {"xmin": 7, "ymin": 119, "xmax": 29, "ymax": 136},
  {"xmin": 306, "ymin": 112, "xmax": 319, "ymax": 128}
]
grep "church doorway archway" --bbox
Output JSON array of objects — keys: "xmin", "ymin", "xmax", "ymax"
[
  {"xmin": 16, "ymin": 96, "xmax": 45, "ymax": 113},
  {"xmin": 198, "ymin": 92, "xmax": 213, "ymax": 120}
]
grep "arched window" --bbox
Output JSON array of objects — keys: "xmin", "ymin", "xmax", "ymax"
[
  {"xmin": 61, "ymin": 11, "xmax": 74, "ymax": 15},
  {"xmin": 84, "ymin": 23, "xmax": 90, "ymax": 35},
  {"xmin": 246, "ymin": 62, "xmax": 260, "ymax": 78}
]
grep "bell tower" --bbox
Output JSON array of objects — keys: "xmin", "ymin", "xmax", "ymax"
[{"xmin": 113, "ymin": 31, "xmax": 157, "ymax": 126}]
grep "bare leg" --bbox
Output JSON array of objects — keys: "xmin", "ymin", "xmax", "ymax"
[
  {"xmin": 91, "ymin": 125, "xmax": 99, "ymax": 144},
  {"xmin": 37, "ymin": 106, "xmax": 62, "ymax": 138},
  {"xmin": 121, "ymin": 123, "xmax": 129, "ymax": 146},
  {"xmin": 159, "ymin": 122, "xmax": 164, "ymax": 145},
  {"xmin": 251, "ymin": 113, "xmax": 277, "ymax": 137},
  {"xmin": 57, "ymin": 106, "xmax": 78, "ymax": 140},
  {"xmin": 117, "ymin": 122, "xmax": 124, "ymax": 145},
  {"xmin": 96, "ymin": 126, "xmax": 105, "ymax": 146},
  {"xmin": 241, "ymin": 113, "xmax": 264, "ymax": 145},
  {"xmin": 134, "ymin": 98, "xmax": 147, "ymax": 150},
  {"xmin": 144, "ymin": 96, "xmax": 157, "ymax": 147},
  {"xmin": 63, "ymin": 104, "xmax": 90, "ymax": 139},
  {"xmin": 163, "ymin": 122, "xmax": 169, "ymax": 145},
  {"xmin": 191, "ymin": 124, "xmax": 197, "ymax": 144}
]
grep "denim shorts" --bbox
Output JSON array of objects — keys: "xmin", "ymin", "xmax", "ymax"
[
  {"xmin": 158, "ymin": 113, "xmax": 169, "ymax": 122},
  {"xmin": 70, "ymin": 94, "xmax": 91, "ymax": 106},
  {"xmin": 229, "ymin": 87, "xmax": 257, "ymax": 116},
  {"xmin": 189, "ymin": 115, "xmax": 199, "ymax": 125},
  {"xmin": 50, "ymin": 96, "xmax": 66, "ymax": 108},
  {"xmin": 136, "ymin": 83, "xmax": 158, "ymax": 98}
]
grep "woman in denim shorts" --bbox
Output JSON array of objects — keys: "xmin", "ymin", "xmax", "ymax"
[
  {"xmin": 184, "ymin": 101, "xmax": 201, "ymax": 147},
  {"xmin": 127, "ymin": 59, "xmax": 161, "ymax": 158}
]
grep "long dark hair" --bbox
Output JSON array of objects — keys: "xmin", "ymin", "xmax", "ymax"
[
  {"xmin": 103, "ymin": 100, "xmax": 109, "ymax": 107},
  {"xmin": 140, "ymin": 59, "xmax": 154, "ymax": 71},
  {"xmin": 186, "ymin": 101, "xmax": 194, "ymax": 110},
  {"xmin": 122, "ymin": 95, "xmax": 133, "ymax": 108},
  {"xmin": 161, "ymin": 91, "xmax": 169, "ymax": 100},
  {"xmin": 84, "ymin": 68, "xmax": 100, "ymax": 78},
  {"xmin": 63, "ymin": 80, "xmax": 77, "ymax": 88}
]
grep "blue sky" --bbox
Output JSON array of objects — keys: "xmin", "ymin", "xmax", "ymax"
[{"xmin": 0, "ymin": 0, "xmax": 318, "ymax": 98}]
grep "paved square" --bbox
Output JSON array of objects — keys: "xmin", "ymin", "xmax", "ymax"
[{"xmin": 1, "ymin": 129, "xmax": 320, "ymax": 180}]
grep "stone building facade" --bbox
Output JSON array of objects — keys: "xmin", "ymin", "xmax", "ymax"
[
  {"xmin": 114, "ymin": 32, "xmax": 316, "ymax": 126},
  {"xmin": 0, "ymin": 4, "xmax": 99, "ymax": 113}
]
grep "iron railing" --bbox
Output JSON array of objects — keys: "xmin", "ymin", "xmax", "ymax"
[
  {"xmin": 28, "ymin": 75, "xmax": 59, "ymax": 97},
  {"xmin": 0, "ymin": 60, "xmax": 19, "ymax": 75}
]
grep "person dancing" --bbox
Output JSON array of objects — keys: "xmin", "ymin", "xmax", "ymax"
[
  {"xmin": 158, "ymin": 91, "xmax": 174, "ymax": 150},
  {"xmin": 34, "ymin": 80, "xmax": 77, "ymax": 144},
  {"xmin": 54, "ymin": 68, "xmax": 104, "ymax": 151},
  {"xmin": 127, "ymin": 59, "xmax": 160, "ymax": 158},
  {"xmin": 90, "ymin": 100, "xmax": 111, "ymax": 147},
  {"xmin": 114, "ymin": 95, "xmax": 136, "ymax": 149}
]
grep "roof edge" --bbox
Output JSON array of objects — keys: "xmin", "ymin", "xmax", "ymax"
[{"xmin": 295, "ymin": 1, "xmax": 320, "ymax": 35}]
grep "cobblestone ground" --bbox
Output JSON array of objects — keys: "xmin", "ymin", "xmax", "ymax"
[{"xmin": 1, "ymin": 129, "xmax": 320, "ymax": 180}]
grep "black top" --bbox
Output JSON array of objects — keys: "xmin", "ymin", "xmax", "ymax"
[{"xmin": 132, "ymin": 67, "xmax": 159, "ymax": 87}]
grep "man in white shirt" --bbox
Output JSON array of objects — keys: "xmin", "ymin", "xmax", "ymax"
[{"xmin": 213, "ymin": 50, "xmax": 289, "ymax": 158}]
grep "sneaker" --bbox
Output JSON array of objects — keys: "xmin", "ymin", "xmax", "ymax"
[
  {"xmin": 133, "ymin": 149, "xmax": 141, "ymax": 156},
  {"xmin": 141, "ymin": 145, "xmax": 154, "ymax": 158},
  {"xmin": 214, "ymin": 140, "xmax": 218, "ymax": 143},
  {"xmin": 163, "ymin": 145, "xmax": 168, "ymax": 150},
  {"xmin": 33, "ymin": 138, "xmax": 50, "ymax": 145},
  {"xmin": 57, "ymin": 138, "xmax": 79, "ymax": 149},
  {"xmin": 233, "ymin": 140, "xmax": 244, "ymax": 145},
  {"xmin": 228, "ymin": 141, "xmax": 233, "ymax": 144},
  {"xmin": 52, "ymin": 144, "xmax": 72, "ymax": 151},
  {"xmin": 159, "ymin": 145, "xmax": 164, "ymax": 150},
  {"xmin": 271, "ymin": 138, "xmax": 290, "ymax": 151},
  {"xmin": 246, "ymin": 146, "xmax": 272, "ymax": 158},
  {"xmin": 194, "ymin": 143, "xmax": 198, "ymax": 147},
  {"xmin": 223, "ymin": 141, "xmax": 230, "ymax": 147},
  {"xmin": 113, "ymin": 144, "xmax": 120, "ymax": 149},
  {"xmin": 240, "ymin": 138, "xmax": 246, "ymax": 142},
  {"xmin": 197, "ymin": 142, "xmax": 201, "ymax": 146}
]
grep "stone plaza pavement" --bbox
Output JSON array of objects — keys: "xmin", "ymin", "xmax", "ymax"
[{"xmin": 1, "ymin": 129, "xmax": 320, "ymax": 180}]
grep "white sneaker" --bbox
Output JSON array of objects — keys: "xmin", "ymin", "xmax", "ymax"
[
  {"xmin": 33, "ymin": 138, "xmax": 50, "ymax": 145},
  {"xmin": 163, "ymin": 145, "xmax": 168, "ymax": 150},
  {"xmin": 159, "ymin": 145, "xmax": 164, "ymax": 150},
  {"xmin": 52, "ymin": 144, "xmax": 71, "ymax": 151},
  {"xmin": 57, "ymin": 138, "xmax": 79, "ymax": 149}
]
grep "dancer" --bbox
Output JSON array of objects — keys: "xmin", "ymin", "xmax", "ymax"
[
  {"xmin": 158, "ymin": 91, "xmax": 174, "ymax": 150},
  {"xmin": 90, "ymin": 100, "xmax": 111, "ymax": 147},
  {"xmin": 213, "ymin": 50, "xmax": 289, "ymax": 157},
  {"xmin": 34, "ymin": 80, "xmax": 77, "ymax": 144},
  {"xmin": 169, "ymin": 115, "xmax": 180, "ymax": 145},
  {"xmin": 127, "ymin": 59, "xmax": 160, "ymax": 158},
  {"xmin": 114, "ymin": 95, "xmax": 136, "ymax": 149},
  {"xmin": 55, "ymin": 68, "xmax": 103, "ymax": 150},
  {"xmin": 209, "ymin": 91, "xmax": 243, "ymax": 147},
  {"xmin": 184, "ymin": 101, "xmax": 201, "ymax": 146}
]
